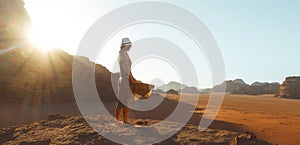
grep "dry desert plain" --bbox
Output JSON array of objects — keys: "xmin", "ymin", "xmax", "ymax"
[
  {"xmin": 160, "ymin": 93, "xmax": 300, "ymax": 145},
  {"xmin": 1, "ymin": 93, "xmax": 300, "ymax": 145}
]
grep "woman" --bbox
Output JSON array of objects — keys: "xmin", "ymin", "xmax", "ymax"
[{"xmin": 116, "ymin": 37, "xmax": 136, "ymax": 124}]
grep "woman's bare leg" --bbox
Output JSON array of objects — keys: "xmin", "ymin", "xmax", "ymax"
[
  {"xmin": 123, "ymin": 106, "xmax": 129, "ymax": 123},
  {"xmin": 116, "ymin": 107, "xmax": 122, "ymax": 121}
]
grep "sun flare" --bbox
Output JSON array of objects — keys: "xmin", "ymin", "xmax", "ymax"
[{"xmin": 27, "ymin": 26, "xmax": 56, "ymax": 51}]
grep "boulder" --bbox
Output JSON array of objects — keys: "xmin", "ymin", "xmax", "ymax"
[
  {"xmin": 230, "ymin": 132, "xmax": 274, "ymax": 145},
  {"xmin": 0, "ymin": 127, "xmax": 15, "ymax": 144}
]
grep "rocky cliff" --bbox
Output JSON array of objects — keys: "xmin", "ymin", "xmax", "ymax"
[
  {"xmin": 0, "ymin": 48, "xmax": 115, "ymax": 104},
  {"xmin": 0, "ymin": 0, "xmax": 116, "ymax": 104},
  {"xmin": 278, "ymin": 76, "xmax": 300, "ymax": 99},
  {"xmin": 0, "ymin": 0, "xmax": 117, "ymax": 127},
  {"xmin": 0, "ymin": 0, "xmax": 31, "ymax": 49}
]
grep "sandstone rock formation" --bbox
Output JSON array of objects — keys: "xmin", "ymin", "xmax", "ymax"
[
  {"xmin": 0, "ymin": 0, "xmax": 31, "ymax": 49},
  {"xmin": 199, "ymin": 88, "xmax": 212, "ymax": 93},
  {"xmin": 153, "ymin": 89, "xmax": 164, "ymax": 93},
  {"xmin": 0, "ymin": 0, "xmax": 31, "ymax": 38},
  {"xmin": 230, "ymin": 132, "xmax": 273, "ymax": 145},
  {"xmin": 0, "ymin": 47, "xmax": 117, "ymax": 127},
  {"xmin": 0, "ymin": 0, "xmax": 117, "ymax": 127},
  {"xmin": 213, "ymin": 79, "xmax": 280, "ymax": 95},
  {"xmin": 231, "ymin": 82, "xmax": 280, "ymax": 95},
  {"xmin": 278, "ymin": 76, "xmax": 300, "ymax": 99},
  {"xmin": 0, "ymin": 48, "xmax": 115, "ymax": 104},
  {"xmin": 180, "ymin": 86, "xmax": 199, "ymax": 94},
  {"xmin": 166, "ymin": 89, "xmax": 179, "ymax": 95},
  {"xmin": 157, "ymin": 81, "xmax": 187, "ymax": 92},
  {"xmin": 0, "ymin": 0, "xmax": 115, "ymax": 103},
  {"xmin": 213, "ymin": 79, "xmax": 247, "ymax": 92}
]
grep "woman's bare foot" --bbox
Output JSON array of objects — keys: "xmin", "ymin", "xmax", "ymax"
[
  {"xmin": 123, "ymin": 121, "xmax": 132, "ymax": 125},
  {"xmin": 116, "ymin": 120, "xmax": 123, "ymax": 126}
]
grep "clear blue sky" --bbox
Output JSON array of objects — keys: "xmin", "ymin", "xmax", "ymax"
[
  {"xmin": 184, "ymin": 0, "xmax": 300, "ymax": 84},
  {"xmin": 24, "ymin": 0, "xmax": 300, "ymax": 87}
]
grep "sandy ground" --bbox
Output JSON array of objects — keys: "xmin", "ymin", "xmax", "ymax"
[
  {"xmin": 1, "ymin": 93, "xmax": 299, "ymax": 144},
  {"xmin": 192, "ymin": 93, "xmax": 300, "ymax": 145},
  {"xmin": 126, "ymin": 93, "xmax": 300, "ymax": 145}
]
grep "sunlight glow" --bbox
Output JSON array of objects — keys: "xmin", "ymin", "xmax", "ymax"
[
  {"xmin": 24, "ymin": 0, "xmax": 110, "ymax": 55},
  {"xmin": 27, "ymin": 26, "xmax": 56, "ymax": 51}
]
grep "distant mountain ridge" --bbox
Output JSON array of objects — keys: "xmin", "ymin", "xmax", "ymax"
[
  {"xmin": 156, "ymin": 81, "xmax": 188, "ymax": 92},
  {"xmin": 213, "ymin": 79, "xmax": 280, "ymax": 95}
]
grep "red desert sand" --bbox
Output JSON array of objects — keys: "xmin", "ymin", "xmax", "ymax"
[
  {"xmin": 185, "ymin": 93, "xmax": 300, "ymax": 145},
  {"xmin": 1, "ymin": 93, "xmax": 299, "ymax": 145}
]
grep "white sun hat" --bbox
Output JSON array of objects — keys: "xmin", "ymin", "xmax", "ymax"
[{"xmin": 121, "ymin": 37, "xmax": 132, "ymax": 46}]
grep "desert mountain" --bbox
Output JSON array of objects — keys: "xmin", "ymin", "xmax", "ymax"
[
  {"xmin": 157, "ymin": 81, "xmax": 188, "ymax": 92},
  {"xmin": 0, "ymin": 0, "xmax": 116, "ymax": 104},
  {"xmin": 213, "ymin": 79, "xmax": 280, "ymax": 95}
]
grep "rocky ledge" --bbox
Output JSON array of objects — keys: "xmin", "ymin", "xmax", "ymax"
[{"xmin": 0, "ymin": 114, "xmax": 274, "ymax": 145}]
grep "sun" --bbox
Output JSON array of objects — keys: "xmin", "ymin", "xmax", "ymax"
[{"xmin": 27, "ymin": 26, "xmax": 57, "ymax": 51}]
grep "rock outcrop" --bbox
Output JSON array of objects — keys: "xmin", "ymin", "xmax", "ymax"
[
  {"xmin": 230, "ymin": 132, "xmax": 272, "ymax": 145},
  {"xmin": 0, "ymin": 0, "xmax": 117, "ymax": 127},
  {"xmin": 278, "ymin": 76, "xmax": 300, "ymax": 99},
  {"xmin": 0, "ymin": 48, "xmax": 115, "ymax": 104},
  {"xmin": 0, "ymin": 0, "xmax": 31, "ymax": 57},
  {"xmin": 213, "ymin": 79, "xmax": 247, "ymax": 92},
  {"xmin": 231, "ymin": 82, "xmax": 280, "ymax": 95},
  {"xmin": 180, "ymin": 86, "xmax": 199, "ymax": 94},
  {"xmin": 157, "ymin": 81, "xmax": 188, "ymax": 92},
  {"xmin": 0, "ymin": 0, "xmax": 115, "ymax": 103},
  {"xmin": 166, "ymin": 89, "xmax": 179, "ymax": 95},
  {"xmin": 153, "ymin": 89, "xmax": 164, "ymax": 93},
  {"xmin": 199, "ymin": 88, "xmax": 211, "ymax": 93},
  {"xmin": 0, "ymin": 0, "xmax": 31, "ymax": 49}
]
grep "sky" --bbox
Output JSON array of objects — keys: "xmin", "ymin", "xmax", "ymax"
[{"xmin": 23, "ymin": 0, "xmax": 300, "ymax": 88}]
